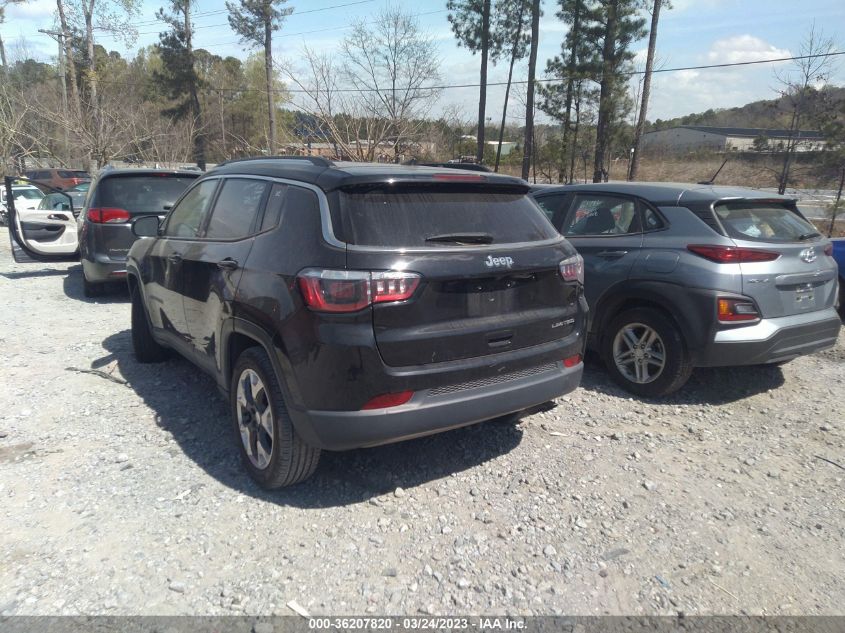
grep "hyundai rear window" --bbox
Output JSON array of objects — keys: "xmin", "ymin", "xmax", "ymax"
[
  {"xmin": 714, "ymin": 201, "xmax": 818, "ymax": 242},
  {"xmin": 339, "ymin": 188, "xmax": 558, "ymax": 247},
  {"xmin": 97, "ymin": 175, "xmax": 198, "ymax": 214}
]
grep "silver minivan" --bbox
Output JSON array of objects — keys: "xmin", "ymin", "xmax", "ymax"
[{"xmin": 532, "ymin": 183, "xmax": 840, "ymax": 397}]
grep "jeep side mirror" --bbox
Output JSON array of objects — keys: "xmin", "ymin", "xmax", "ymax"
[{"xmin": 133, "ymin": 215, "xmax": 161, "ymax": 237}]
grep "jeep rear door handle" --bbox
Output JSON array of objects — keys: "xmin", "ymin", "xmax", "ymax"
[
  {"xmin": 217, "ymin": 258, "xmax": 239, "ymax": 270},
  {"xmin": 167, "ymin": 253, "xmax": 183, "ymax": 264},
  {"xmin": 596, "ymin": 250, "xmax": 628, "ymax": 259}
]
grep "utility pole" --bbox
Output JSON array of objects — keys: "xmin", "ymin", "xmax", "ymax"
[
  {"xmin": 39, "ymin": 29, "xmax": 69, "ymax": 159},
  {"xmin": 828, "ymin": 166, "xmax": 844, "ymax": 238}
]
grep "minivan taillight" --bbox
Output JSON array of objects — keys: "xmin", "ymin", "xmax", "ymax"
[
  {"xmin": 88, "ymin": 207, "xmax": 131, "ymax": 224},
  {"xmin": 297, "ymin": 269, "xmax": 421, "ymax": 313},
  {"xmin": 559, "ymin": 254, "xmax": 584, "ymax": 284},
  {"xmin": 687, "ymin": 245, "xmax": 780, "ymax": 263}
]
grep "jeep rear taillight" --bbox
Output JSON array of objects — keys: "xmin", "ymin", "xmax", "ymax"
[
  {"xmin": 88, "ymin": 207, "xmax": 131, "ymax": 224},
  {"xmin": 297, "ymin": 269, "xmax": 421, "ymax": 313},
  {"xmin": 559, "ymin": 254, "xmax": 584, "ymax": 284}
]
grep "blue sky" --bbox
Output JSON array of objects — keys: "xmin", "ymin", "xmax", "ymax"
[{"xmin": 3, "ymin": 0, "xmax": 844, "ymax": 123}]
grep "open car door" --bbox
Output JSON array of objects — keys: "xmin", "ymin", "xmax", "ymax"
[{"xmin": 5, "ymin": 176, "xmax": 80, "ymax": 263}]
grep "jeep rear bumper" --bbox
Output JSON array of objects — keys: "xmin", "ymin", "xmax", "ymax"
[{"xmin": 293, "ymin": 360, "xmax": 582, "ymax": 451}]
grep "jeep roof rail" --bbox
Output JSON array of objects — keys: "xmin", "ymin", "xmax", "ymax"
[{"xmin": 217, "ymin": 155, "xmax": 334, "ymax": 168}]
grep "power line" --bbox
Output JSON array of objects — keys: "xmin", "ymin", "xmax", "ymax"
[
  {"xmin": 9, "ymin": 0, "xmax": 381, "ymax": 40},
  {"xmin": 168, "ymin": 8, "xmax": 447, "ymax": 51},
  {"xmin": 97, "ymin": 0, "xmax": 379, "ymax": 37},
  {"xmin": 93, "ymin": 50, "xmax": 845, "ymax": 94}
]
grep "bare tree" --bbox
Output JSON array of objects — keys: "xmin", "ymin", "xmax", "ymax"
[
  {"xmin": 342, "ymin": 7, "xmax": 441, "ymax": 160},
  {"xmin": 774, "ymin": 25, "xmax": 837, "ymax": 194},
  {"xmin": 287, "ymin": 7, "xmax": 440, "ymax": 162}
]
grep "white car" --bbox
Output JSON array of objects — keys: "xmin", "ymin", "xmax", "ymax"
[
  {"xmin": 3, "ymin": 184, "xmax": 78, "ymax": 256},
  {"xmin": 1, "ymin": 185, "xmax": 45, "ymax": 225}
]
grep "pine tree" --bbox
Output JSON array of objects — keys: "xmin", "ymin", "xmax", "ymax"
[
  {"xmin": 629, "ymin": 0, "xmax": 665, "ymax": 181},
  {"xmin": 591, "ymin": 0, "xmax": 645, "ymax": 182},
  {"xmin": 155, "ymin": 0, "xmax": 206, "ymax": 169},
  {"xmin": 521, "ymin": 0, "xmax": 540, "ymax": 180},
  {"xmin": 539, "ymin": 0, "xmax": 601, "ymax": 182},
  {"xmin": 447, "ymin": 0, "xmax": 498, "ymax": 163},
  {"xmin": 226, "ymin": 0, "xmax": 293, "ymax": 155},
  {"xmin": 492, "ymin": 0, "xmax": 531, "ymax": 171}
]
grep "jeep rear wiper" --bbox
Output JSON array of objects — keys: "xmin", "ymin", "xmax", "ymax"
[
  {"xmin": 798, "ymin": 231, "xmax": 821, "ymax": 240},
  {"xmin": 425, "ymin": 232, "xmax": 494, "ymax": 245}
]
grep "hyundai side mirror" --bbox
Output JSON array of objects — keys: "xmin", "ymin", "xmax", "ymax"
[{"xmin": 133, "ymin": 215, "xmax": 161, "ymax": 237}]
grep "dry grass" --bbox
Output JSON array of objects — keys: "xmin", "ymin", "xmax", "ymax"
[
  {"xmin": 633, "ymin": 155, "xmax": 839, "ymax": 190},
  {"xmin": 811, "ymin": 218, "xmax": 845, "ymax": 238}
]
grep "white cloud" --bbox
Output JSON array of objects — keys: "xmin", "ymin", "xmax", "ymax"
[
  {"xmin": 706, "ymin": 35, "xmax": 790, "ymax": 64},
  {"xmin": 671, "ymin": 0, "xmax": 727, "ymax": 11},
  {"xmin": 5, "ymin": 0, "xmax": 55, "ymax": 21}
]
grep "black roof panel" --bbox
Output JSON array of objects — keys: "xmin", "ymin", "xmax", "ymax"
[{"xmin": 207, "ymin": 157, "xmax": 526, "ymax": 191}]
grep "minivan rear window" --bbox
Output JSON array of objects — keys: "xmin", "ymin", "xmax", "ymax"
[
  {"xmin": 339, "ymin": 187, "xmax": 559, "ymax": 247},
  {"xmin": 714, "ymin": 201, "xmax": 818, "ymax": 242},
  {"xmin": 97, "ymin": 175, "xmax": 198, "ymax": 215}
]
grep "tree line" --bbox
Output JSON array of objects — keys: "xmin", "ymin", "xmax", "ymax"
[{"xmin": 1, "ymin": 0, "xmax": 842, "ymax": 192}]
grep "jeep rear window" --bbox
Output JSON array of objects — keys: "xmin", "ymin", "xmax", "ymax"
[
  {"xmin": 714, "ymin": 201, "xmax": 817, "ymax": 242},
  {"xmin": 97, "ymin": 175, "xmax": 198, "ymax": 214},
  {"xmin": 339, "ymin": 187, "xmax": 558, "ymax": 247}
]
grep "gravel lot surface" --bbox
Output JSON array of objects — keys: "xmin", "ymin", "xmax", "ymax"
[{"xmin": 0, "ymin": 227, "xmax": 843, "ymax": 617}]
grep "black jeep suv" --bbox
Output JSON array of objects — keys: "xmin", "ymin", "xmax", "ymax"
[{"xmin": 126, "ymin": 157, "xmax": 587, "ymax": 487}]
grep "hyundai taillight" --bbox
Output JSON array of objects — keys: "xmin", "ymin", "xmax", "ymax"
[
  {"xmin": 559, "ymin": 254, "xmax": 584, "ymax": 284},
  {"xmin": 88, "ymin": 207, "xmax": 131, "ymax": 224},
  {"xmin": 688, "ymin": 244, "xmax": 780, "ymax": 263},
  {"xmin": 297, "ymin": 269, "xmax": 421, "ymax": 313},
  {"xmin": 361, "ymin": 391, "xmax": 415, "ymax": 410},
  {"xmin": 717, "ymin": 297, "xmax": 760, "ymax": 322}
]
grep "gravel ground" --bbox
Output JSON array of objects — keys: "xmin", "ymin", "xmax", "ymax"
[{"xmin": 0, "ymin": 227, "xmax": 843, "ymax": 617}]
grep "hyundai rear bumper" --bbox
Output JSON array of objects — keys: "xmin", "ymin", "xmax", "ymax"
[{"xmin": 697, "ymin": 307, "xmax": 841, "ymax": 366}]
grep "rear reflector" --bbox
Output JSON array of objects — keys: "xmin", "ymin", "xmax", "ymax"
[
  {"xmin": 88, "ymin": 207, "xmax": 131, "ymax": 224},
  {"xmin": 688, "ymin": 245, "xmax": 780, "ymax": 263},
  {"xmin": 718, "ymin": 297, "xmax": 759, "ymax": 322},
  {"xmin": 361, "ymin": 391, "xmax": 414, "ymax": 410},
  {"xmin": 563, "ymin": 354, "xmax": 582, "ymax": 368},
  {"xmin": 297, "ymin": 269, "xmax": 421, "ymax": 313}
]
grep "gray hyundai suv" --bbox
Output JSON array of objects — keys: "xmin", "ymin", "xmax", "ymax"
[{"xmin": 532, "ymin": 182, "xmax": 841, "ymax": 397}]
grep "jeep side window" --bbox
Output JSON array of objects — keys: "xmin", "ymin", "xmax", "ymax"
[
  {"xmin": 163, "ymin": 180, "xmax": 218, "ymax": 238},
  {"xmin": 260, "ymin": 183, "xmax": 289, "ymax": 232},
  {"xmin": 203, "ymin": 178, "xmax": 268, "ymax": 240},
  {"xmin": 563, "ymin": 195, "xmax": 640, "ymax": 236}
]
